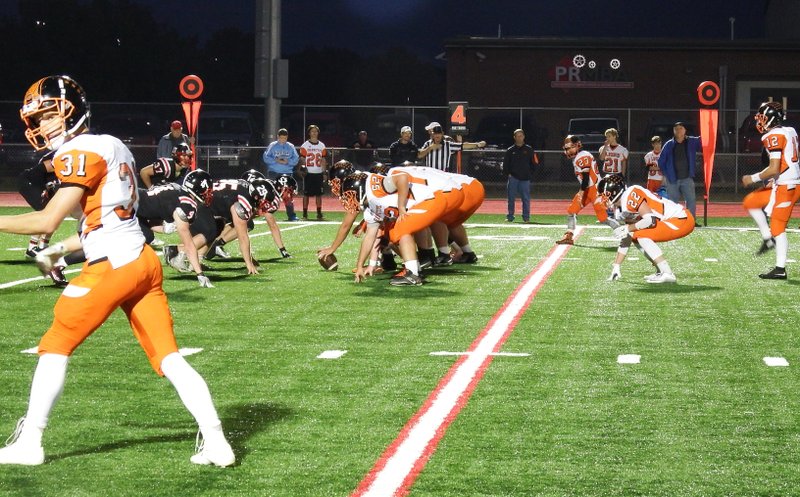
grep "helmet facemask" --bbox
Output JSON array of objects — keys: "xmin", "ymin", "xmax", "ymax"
[{"xmin": 20, "ymin": 76, "xmax": 90, "ymax": 151}]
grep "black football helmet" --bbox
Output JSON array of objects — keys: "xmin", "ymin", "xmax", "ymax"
[
  {"xmin": 370, "ymin": 162, "xmax": 389, "ymax": 175},
  {"xmin": 241, "ymin": 169, "xmax": 266, "ymax": 184},
  {"xmin": 274, "ymin": 174, "xmax": 298, "ymax": 195},
  {"xmin": 20, "ymin": 75, "xmax": 91, "ymax": 151},
  {"xmin": 340, "ymin": 173, "xmax": 368, "ymax": 213},
  {"xmin": 755, "ymin": 101, "xmax": 785, "ymax": 134},
  {"xmin": 249, "ymin": 178, "xmax": 279, "ymax": 214},
  {"xmin": 182, "ymin": 169, "xmax": 214, "ymax": 207},
  {"xmin": 597, "ymin": 174, "xmax": 627, "ymax": 204},
  {"xmin": 172, "ymin": 143, "xmax": 193, "ymax": 165},
  {"xmin": 562, "ymin": 135, "xmax": 582, "ymax": 159},
  {"xmin": 329, "ymin": 159, "xmax": 355, "ymax": 196}
]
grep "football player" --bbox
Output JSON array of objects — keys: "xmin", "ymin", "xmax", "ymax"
[
  {"xmin": 556, "ymin": 135, "xmax": 620, "ymax": 245},
  {"xmin": 139, "ymin": 143, "xmax": 192, "ymax": 188},
  {"xmin": 241, "ymin": 169, "xmax": 291, "ymax": 258},
  {"xmin": 342, "ymin": 172, "xmax": 455, "ymax": 286},
  {"xmin": 136, "ymin": 169, "xmax": 215, "ymax": 287},
  {"xmin": 600, "ymin": 175, "xmax": 695, "ymax": 284},
  {"xmin": 317, "ymin": 160, "xmax": 361, "ymax": 261},
  {"xmin": 741, "ymin": 101, "xmax": 800, "ymax": 279},
  {"xmin": 0, "ymin": 75, "xmax": 234, "ymax": 467}
]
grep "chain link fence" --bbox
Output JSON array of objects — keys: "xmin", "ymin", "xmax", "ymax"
[{"xmin": 0, "ymin": 101, "xmax": 765, "ymax": 201}]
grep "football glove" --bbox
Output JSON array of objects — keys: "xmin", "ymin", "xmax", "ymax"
[
  {"xmin": 612, "ymin": 225, "xmax": 630, "ymax": 240},
  {"xmin": 162, "ymin": 221, "xmax": 177, "ymax": 234},
  {"xmin": 607, "ymin": 264, "xmax": 621, "ymax": 281},
  {"xmin": 197, "ymin": 273, "xmax": 214, "ymax": 288},
  {"xmin": 35, "ymin": 243, "xmax": 67, "ymax": 274}
]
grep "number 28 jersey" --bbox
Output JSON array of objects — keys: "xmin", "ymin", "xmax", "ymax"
[{"xmin": 53, "ymin": 133, "xmax": 145, "ymax": 268}]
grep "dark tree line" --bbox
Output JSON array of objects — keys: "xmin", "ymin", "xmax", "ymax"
[{"xmin": 0, "ymin": 0, "xmax": 444, "ymax": 105}]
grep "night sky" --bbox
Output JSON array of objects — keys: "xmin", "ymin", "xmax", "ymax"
[{"xmin": 0, "ymin": 0, "xmax": 769, "ymax": 59}]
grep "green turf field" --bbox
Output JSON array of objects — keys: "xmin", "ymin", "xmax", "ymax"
[{"xmin": 0, "ymin": 208, "xmax": 799, "ymax": 497}]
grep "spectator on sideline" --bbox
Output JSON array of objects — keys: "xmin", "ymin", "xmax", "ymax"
[
  {"xmin": 157, "ymin": 120, "xmax": 192, "ymax": 159},
  {"xmin": 299, "ymin": 124, "xmax": 328, "ymax": 220},
  {"xmin": 658, "ymin": 121, "xmax": 702, "ymax": 221},
  {"xmin": 598, "ymin": 128, "xmax": 628, "ymax": 177},
  {"xmin": 644, "ymin": 136, "xmax": 664, "ymax": 193},
  {"xmin": 502, "ymin": 129, "xmax": 538, "ymax": 223},
  {"xmin": 389, "ymin": 126, "xmax": 419, "ymax": 165},
  {"xmin": 418, "ymin": 122, "xmax": 485, "ymax": 172},
  {"xmin": 262, "ymin": 128, "xmax": 300, "ymax": 221},
  {"xmin": 349, "ymin": 130, "xmax": 376, "ymax": 170}
]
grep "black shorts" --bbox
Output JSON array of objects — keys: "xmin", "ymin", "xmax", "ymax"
[
  {"xmin": 303, "ymin": 172, "xmax": 325, "ymax": 196},
  {"xmin": 188, "ymin": 205, "xmax": 221, "ymax": 244}
]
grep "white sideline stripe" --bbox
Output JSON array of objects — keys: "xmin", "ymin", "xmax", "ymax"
[
  {"xmin": 470, "ymin": 235, "xmax": 550, "ymax": 241},
  {"xmin": 788, "ymin": 259, "xmax": 797, "ymax": 263},
  {"xmin": 764, "ymin": 357, "xmax": 789, "ymax": 367},
  {"xmin": 704, "ymin": 258, "xmax": 718, "ymax": 262},
  {"xmin": 354, "ymin": 227, "xmax": 583, "ymax": 497},
  {"xmin": 628, "ymin": 257, "xmax": 640, "ymax": 261},
  {"xmin": 429, "ymin": 351, "xmax": 530, "ymax": 357},
  {"xmin": 179, "ymin": 347, "xmax": 204, "ymax": 357},
  {"xmin": 0, "ymin": 268, "xmax": 81, "ymax": 290},
  {"xmin": 317, "ymin": 350, "xmax": 347, "ymax": 359},
  {"xmin": 592, "ymin": 236, "xmax": 619, "ymax": 242},
  {"xmin": 21, "ymin": 347, "xmax": 38, "ymax": 354},
  {"xmin": 7, "ymin": 247, "xmax": 26, "ymax": 252},
  {"xmin": 617, "ymin": 354, "xmax": 641, "ymax": 364}
]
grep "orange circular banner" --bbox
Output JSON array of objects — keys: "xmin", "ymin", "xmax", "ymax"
[
  {"xmin": 697, "ymin": 81, "xmax": 720, "ymax": 106},
  {"xmin": 179, "ymin": 75, "xmax": 204, "ymax": 100}
]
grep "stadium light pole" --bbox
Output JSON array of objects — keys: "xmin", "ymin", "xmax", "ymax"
[{"xmin": 255, "ymin": 0, "xmax": 283, "ymax": 145}]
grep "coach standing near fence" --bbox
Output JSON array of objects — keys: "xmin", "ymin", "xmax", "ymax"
[
  {"xmin": 418, "ymin": 122, "xmax": 486, "ymax": 172},
  {"xmin": 658, "ymin": 121, "xmax": 702, "ymax": 222},
  {"xmin": 503, "ymin": 129, "xmax": 538, "ymax": 223}
]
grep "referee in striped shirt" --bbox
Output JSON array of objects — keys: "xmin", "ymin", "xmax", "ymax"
[{"xmin": 417, "ymin": 122, "xmax": 486, "ymax": 171}]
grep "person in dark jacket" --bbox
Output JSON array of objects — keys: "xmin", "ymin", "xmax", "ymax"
[
  {"xmin": 658, "ymin": 121, "xmax": 702, "ymax": 221},
  {"xmin": 502, "ymin": 129, "xmax": 538, "ymax": 222}
]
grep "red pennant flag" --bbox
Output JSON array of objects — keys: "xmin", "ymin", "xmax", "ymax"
[
  {"xmin": 699, "ymin": 108, "xmax": 718, "ymax": 200},
  {"xmin": 179, "ymin": 75, "xmax": 204, "ymax": 170}
]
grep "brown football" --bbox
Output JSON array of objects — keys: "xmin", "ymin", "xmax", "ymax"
[{"xmin": 319, "ymin": 253, "xmax": 338, "ymax": 271}]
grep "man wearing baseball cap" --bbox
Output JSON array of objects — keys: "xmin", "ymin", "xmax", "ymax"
[
  {"xmin": 157, "ymin": 120, "xmax": 192, "ymax": 159},
  {"xmin": 389, "ymin": 125, "xmax": 419, "ymax": 165}
]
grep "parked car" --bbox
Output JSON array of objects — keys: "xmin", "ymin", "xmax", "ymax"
[
  {"xmin": 566, "ymin": 117, "xmax": 621, "ymax": 152},
  {"xmin": 465, "ymin": 114, "xmax": 546, "ymax": 181},
  {"xmin": 738, "ymin": 113, "xmax": 800, "ymax": 153},
  {"xmin": 637, "ymin": 117, "xmax": 697, "ymax": 148},
  {"xmin": 197, "ymin": 111, "xmax": 260, "ymax": 177},
  {"xmin": 93, "ymin": 113, "xmax": 161, "ymax": 146}
]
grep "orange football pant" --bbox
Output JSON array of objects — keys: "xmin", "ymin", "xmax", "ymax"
[
  {"xmin": 389, "ymin": 191, "xmax": 449, "ymax": 244},
  {"xmin": 567, "ymin": 186, "xmax": 608, "ymax": 223},
  {"xmin": 440, "ymin": 180, "xmax": 485, "ymax": 227},
  {"xmin": 38, "ymin": 245, "xmax": 178, "ymax": 375},
  {"xmin": 742, "ymin": 185, "xmax": 800, "ymax": 236},
  {"xmin": 632, "ymin": 210, "xmax": 695, "ymax": 243}
]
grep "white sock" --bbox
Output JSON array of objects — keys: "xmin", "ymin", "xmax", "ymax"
[
  {"xmin": 748, "ymin": 209, "xmax": 772, "ymax": 239},
  {"xmin": 438, "ymin": 246, "xmax": 450, "ymax": 255},
  {"xmin": 656, "ymin": 260, "xmax": 672, "ymax": 274},
  {"xmin": 567, "ymin": 214, "xmax": 577, "ymax": 231},
  {"xmin": 603, "ymin": 218, "xmax": 620, "ymax": 229},
  {"xmin": 775, "ymin": 232, "xmax": 788, "ymax": 267},
  {"xmin": 637, "ymin": 238, "xmax": 664, "ymax": 267},
  {"xmin": 161, "ymin": 353, "xmax": 221, "ymax": 429},
  {"xmin": 460, "ymin": 244, "xmax": 472, "ymax": 253},
  {"xmin": 404, "ymin": 260, "xmax": 420, "ymax": 275},
  {"xmin": 24, "ymin": 353, "xmax": 70, "ymax": 438}
]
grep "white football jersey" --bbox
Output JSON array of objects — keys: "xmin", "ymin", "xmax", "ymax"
[
  {"xmin": 599, "ymin": 143, "xmax": 628, "ymax": 174},
  {"xmin": 761, "ymin": 126, "xmax": 800, "ymax": 186},
  {"xmin": 619, "ymin": 185, "xmax": 686, "ymax": 221},
  {"xmin": 389, "ymin": 166, "xmax": 462, "ymax": 192},
  {"xmin": 300, "ymin": 140, "xmax": 327, "ymax": 173},
  {"xmin": 362, "ymin": 173, "xmax": 435, "ymax": 225},
  {"xmin": 644, "ymin": 150, "xmax": 663, "ymax": 181},
  {"xmin": 53, "ymin": 134, "xmax": 145, "ymax": 268}
]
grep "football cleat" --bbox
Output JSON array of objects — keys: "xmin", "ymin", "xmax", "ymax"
[
  {"xmin": 555, "ymin": 232, "xmax": 574, "ymax": 245},
  {"xmin": 390, "ymin": 269, "xmax": 424, "ymax": 286},
  {"xmin": 25, "ymin": 246, "xmax": 42, "ymax": 259},
  {"xmin": 168, "ymin": 252, "xmax": 190, "ymax": 273},
  {"xmin": 381, "ymin": 253, "xmax": 398, "ymax": 271},
  {"xmin": 645, "ymin": 272, "xmax": 677, "ymax": 284},
  {"xmin": 756, "ymin": 237, "xmax": 776, "ymax": 256},
  {"xmin": 214, "ymin": 245, "xmax": 231, "ymax": 259},
  {"xmin": 433, "ymin": 253, "xmax": 453, "ymax": 266},
  {"xmin": 759, "ymin": 266, "xmax": 787, "ymax": 280},
  {"xmin": 49, "ymin": 265, "xmax": 68, "ymax": 287},
  {"xmin": 455, "ymin": 252, "xmax": 479, "ymax": 264},
  {"xmin": 0, "ymin": 418, "xmax": 45, "ymax": 466},
  {"xmin": 190, "ymin": 431, "xmax": 235, "ymax": 468},
  {"xmin": 163, "ymin": 245, "xmax": 179, "ymax": 264}
]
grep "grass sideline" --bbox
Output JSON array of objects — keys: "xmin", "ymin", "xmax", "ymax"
[{"xmin": 0, "ymin": 208, "xmax": 799, "ymax": 496}]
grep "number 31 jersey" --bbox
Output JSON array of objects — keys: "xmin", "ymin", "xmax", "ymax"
[{"xmin": 53, "ymin": 133, "xmax": 145, "ymax": 268}]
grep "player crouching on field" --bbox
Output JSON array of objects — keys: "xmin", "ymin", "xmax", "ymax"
[
  {"xmin": 741, "ymin": 101, "xmax": 800, "ymax": 280},
  {"xmin": 600, "ymin": 174, "xmax": 695, "ymax": 284},
  {"xmin": 556, "ymin": 135, "xmax": 620, "ymax": 245}
]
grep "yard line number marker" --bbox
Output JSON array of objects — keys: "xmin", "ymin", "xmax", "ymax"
[{"xmin": 351, "ymin": 228, "xmax": 584, "ymax": 497}]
